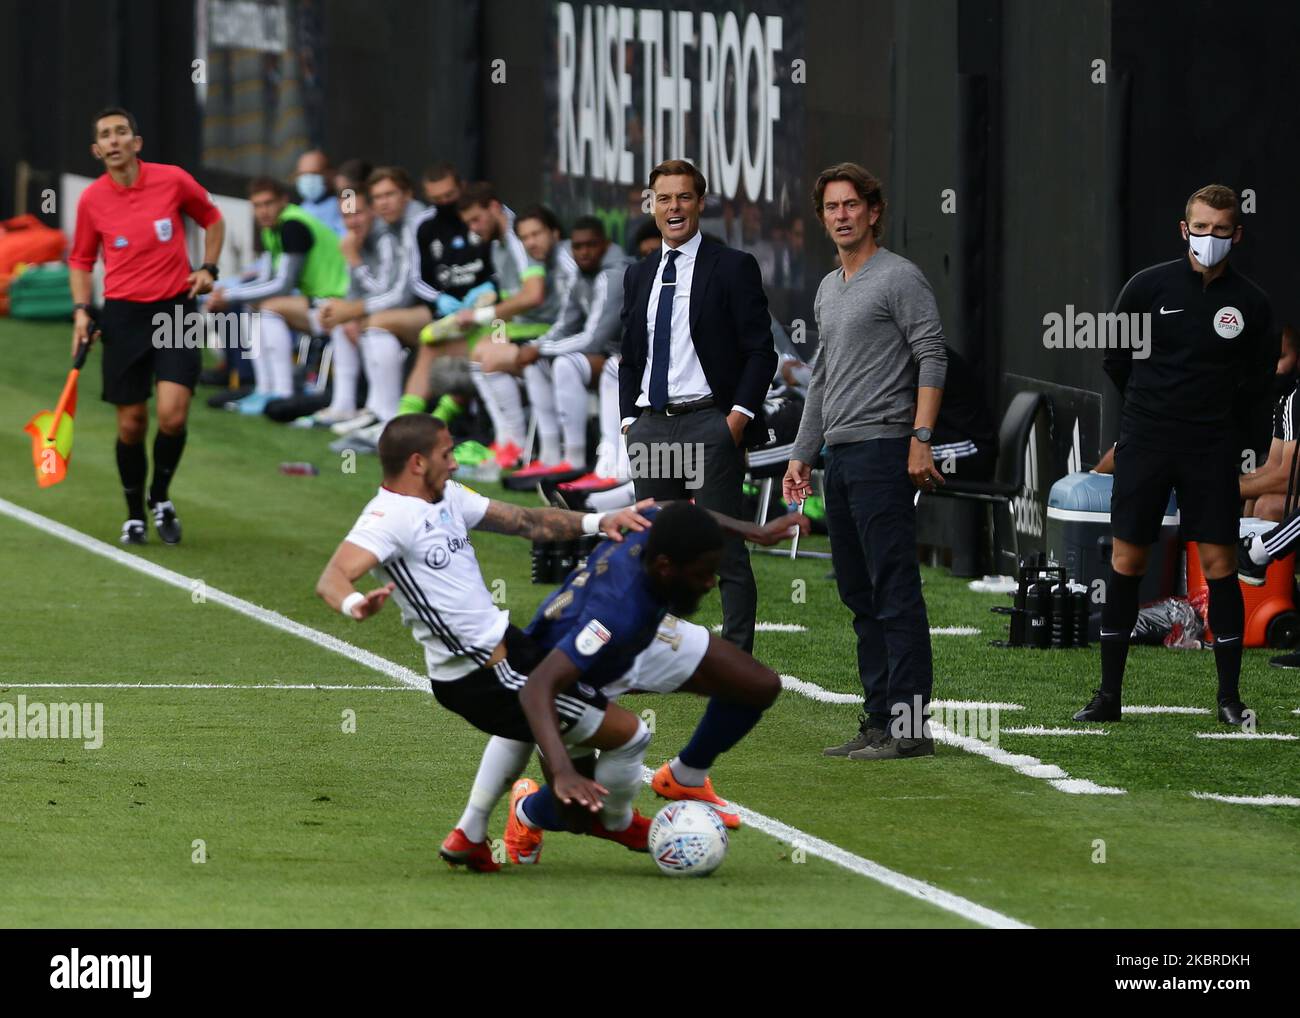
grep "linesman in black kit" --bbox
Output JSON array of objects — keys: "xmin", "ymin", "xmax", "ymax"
[{"xmin": 1075, "ymin": 184, "xmax": 1274, "ymax": 726}]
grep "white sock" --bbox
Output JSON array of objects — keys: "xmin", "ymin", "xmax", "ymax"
[
  {"xmin": 522, "ymin": 359, "xmax": 561, "ymax": 464},
  {"xmin": 456, "ymin": 737, "xmax": 532, "ymax": 842},
  {"xmin": 247, "ymin": 316, "xmax": 269, "ymax": 394},
  {"xmin": 595, "ymin": 355, "xmax": 625, "ymax": 479},
  {"xmin": 554, "ymin": 352, "xmax": 592, "ymax": 467},
  {"xmin": 669, "ymin": 756, "xmax": 709, "ymax": 788},
  {"xmin": 327, "ymin": 326, "xmax": 359, "ymax": 413},
  {"xmin": 586, "ymin": 481, "xmax": 637, "ymax": 512},
  {"xmin": 472, "ymin": 363, "xmax": 526, "ymax": 449},
  {"xmin": 359, "ymin": 328, "xmax": 404, "ymax": 421},
  {"xmin": 595, "ymin": 719, "xmax": 652, "ymax": 831},
  {"xmin": 258, "ymin": 311, "xmax": 295, "ymax": 398}
]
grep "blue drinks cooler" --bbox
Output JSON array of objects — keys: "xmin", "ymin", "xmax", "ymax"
[{"xmin": 1045, "ymin": 472, "xmax": 1183, "ymax": 606}]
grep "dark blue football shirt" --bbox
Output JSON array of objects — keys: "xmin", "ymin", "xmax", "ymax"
[{"xmin": 524, "ymin": 506, "xmax": 669, "ymax": 688}]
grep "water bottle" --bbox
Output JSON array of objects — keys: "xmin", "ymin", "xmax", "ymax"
[
  {"xmin": 554, "ymin": 540, "xmax": 578, "ymax": 582},
  {"xmin": 1072, "ymin": 587, "xmax": 1090, "ymax": 647},
  {"xmin": 1051, "ymin": 582, "xmax": 1072, "ymax": 648},
  {"xmin": 279, "ymin": 462, "xmax": 319, "ymax": 476},
  {"xmin": 1029, "ymin": 574, "xmax": 1052, "ymax": 648},
  {"xmin": 530, "ymin": 541, "xmax": 555, "ymax": 584},
  {"xmin": 1010, "ymin": 559, "xmax": 1030, "ymax": 646}
]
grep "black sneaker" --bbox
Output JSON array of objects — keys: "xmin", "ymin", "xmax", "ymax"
[
  {"xmin": 149, "ymin": 499, "xmax": 182, "ymax": 545},
  {"xmin": 847, "ymin": 735, "xmax": 936, "ymax": 760},
  {"xmin": 1216, "ymin": 700, "xmax": 1251, "ymax": 726},
  {"xmin": 1072, "ymin": 689, "xmax": 1121, "ymax": 722},
  {"xmin": 1238, "ymin": 534, "xmax": 1268, "ymax": 587},
  {"xmin": 120, "ymin": 520, "xmax": 147, "ymax": 545},
  {"xmin": 823, "ymin": 713, "xmax": 887, "ymax": 757},
  {"xmin": 1269, "ymin": 651, "xmax": 1300, "ymax": 669},
  {"xmin": 207, "ymin": 386, "xmax": 252, "ymax": 409},
  {"xmin": 198, "ymin": 366, "xmax": 231, "ymax": 387}
]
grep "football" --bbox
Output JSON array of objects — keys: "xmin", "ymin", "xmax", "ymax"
[{"xmin": 648, "ymin": 801, "xmax": 730, "ymax": 877}]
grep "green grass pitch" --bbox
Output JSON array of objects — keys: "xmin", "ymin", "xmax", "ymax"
[{"xmin": 1, "ymin": 318, "xmax": 1297, "ymax": 927}]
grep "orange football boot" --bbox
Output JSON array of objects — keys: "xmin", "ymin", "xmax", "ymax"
[
  {"xmin": 590, "ymin": 809, "xmax": 651, "ymax": 852},
  {"xmin": 439, "ymin": 828, "xmax": 501, "ymax": 873},
  {"xmin": 504, "ymin": 778, "xmax": 545, "ymax": 864},
  {"xmin": 650, "ymin": 762, "xmax": 742, "ymax": 829}
]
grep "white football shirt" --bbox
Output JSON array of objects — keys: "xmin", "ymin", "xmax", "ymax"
[{"xmin": 344, "ymin": 481, "xmax": 508, "ymax": 682}]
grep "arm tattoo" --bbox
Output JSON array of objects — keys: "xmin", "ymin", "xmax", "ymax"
[{"xmin": 477, "ymin": 500, "xmax": 586, "ymax": 540}]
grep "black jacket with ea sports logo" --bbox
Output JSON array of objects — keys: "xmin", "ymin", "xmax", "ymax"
[{"xmin": 1104, "ymin": 256, "xmax": 1274, "ymax": 447}]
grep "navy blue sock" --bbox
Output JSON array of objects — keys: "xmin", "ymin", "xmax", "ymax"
[
  {"xmin": 677, "ymin": 698, "xmax": 765, "ymax": 771},
  {"xmin": 519, "ymin": 786, "xmax": 567, "ymax": 832}
]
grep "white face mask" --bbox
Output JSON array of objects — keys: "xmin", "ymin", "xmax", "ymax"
[{"xmin": 1188, "ymin": 231, "xmax": 1232, "ymax": 268}]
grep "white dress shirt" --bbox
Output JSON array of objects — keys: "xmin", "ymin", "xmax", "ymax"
[{"xmin": 624, "ymin": 231, "xmax": 753, "ymax": 427}]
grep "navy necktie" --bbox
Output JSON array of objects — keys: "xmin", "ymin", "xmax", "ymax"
[{"xmin": 649, "ymin": 250, "xmax": 680, "ymax": 411}]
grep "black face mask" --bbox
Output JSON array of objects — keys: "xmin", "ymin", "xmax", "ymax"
[{"xmin": 1274, "ymin": 372, "xmax": 1297, "ymax": 402}]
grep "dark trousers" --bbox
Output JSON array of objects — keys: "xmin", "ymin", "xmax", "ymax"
[
  {"xmin": 627, "ymin": 407, "xmax": 756, "ymax": 652},
  {"xmin": 824, "ymin": 438, "xmax": 934, "ymax": 733}
]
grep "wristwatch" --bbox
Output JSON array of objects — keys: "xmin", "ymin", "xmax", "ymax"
[
  {"xmin": 912, "ymin": 426, "xmax": 933, "ymax": 443},
  {"xmin": 199, "ymin": 262, "xmax": 220, "ymax": 280},
  {"xmin": 73, "ymin": 302, "xmax": 92, "ymax": 314}
]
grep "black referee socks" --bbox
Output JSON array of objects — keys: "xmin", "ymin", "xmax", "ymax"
[
  {"xmin": 1099, "ymin": 570, "xmax": 1143, "ymax": 697},
  {"xmin": 116, "ymin": 439, "xmax": 147, "ymax": 522},
  {"xmin": 1206, "ymin": 575, "xmax": 1245, "ymax": 704},
  {"xmin": 150, "ymin": 428, "xmax": 187, "ymax": 505}
]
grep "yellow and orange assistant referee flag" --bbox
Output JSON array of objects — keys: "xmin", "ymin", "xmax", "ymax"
[{"xmin": 24, "ymin": 339, "xmax": 91, "ymax": 488}]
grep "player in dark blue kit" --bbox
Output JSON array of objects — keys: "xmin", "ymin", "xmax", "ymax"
[{"xmin": 508, "ymin": 501, "xmax": 808, "ymax": 854}]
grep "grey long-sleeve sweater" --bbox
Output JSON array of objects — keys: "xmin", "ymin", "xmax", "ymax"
[{"xmin": 791, "ymin": 248, "xmax": 947, "ymax": 463}]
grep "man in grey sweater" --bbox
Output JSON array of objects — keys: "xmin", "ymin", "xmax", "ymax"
[{"xmin": 785, "ymin": 163, "xmax": 947, "ymax": 760}]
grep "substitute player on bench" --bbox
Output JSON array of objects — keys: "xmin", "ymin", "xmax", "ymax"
[
  {"xmin": 1075, "ymin": 184, "xmax": 1274, "ymax": 726},
  {"xmin": 70, "ymin": 107, "xmax": 224, "ymax": 546}
]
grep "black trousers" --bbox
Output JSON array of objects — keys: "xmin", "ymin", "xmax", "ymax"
[
  {"xmin": 626, "ymin": 407, "xmax": 757, "ymax": 652},
  {"xmin": 824, "ymin": 438, "xmax": 934, "ymax": 733}
]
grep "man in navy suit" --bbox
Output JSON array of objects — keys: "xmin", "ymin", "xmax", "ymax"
[{"xmin": 619, "ymin": 159, "xmax": 777, "ymax": 653}]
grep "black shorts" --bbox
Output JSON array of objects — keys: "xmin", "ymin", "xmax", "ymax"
[
  {"xmin": 430, "ymin": 625, "xmax": 607, "ymax": 743},
  {"xmin": 1111, "ymin": 436, "xmax": 1239, "ymax": 546},
  {"xmin": 100, "ymin": 293, "xmax": 202, "ymax": 405}
]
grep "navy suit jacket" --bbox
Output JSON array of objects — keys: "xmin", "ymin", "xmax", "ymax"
[{"xmin": 618, "ymin": 236, "xmax": 777, "ymax": 447}]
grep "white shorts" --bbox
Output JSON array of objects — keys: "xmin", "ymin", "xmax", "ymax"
[{"xmin": 602, "ymin": 615, "xmax": 710, "ymax": 699}]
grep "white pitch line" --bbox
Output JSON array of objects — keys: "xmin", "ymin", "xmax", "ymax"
[
  {"xmin": 930, "ymin": 721, "xmax": 1127, "ymax": 796},
  {"xmin": 779, "ymin": 674, "xmax": 859, "ymax": 704},
  {"xmin": 1002, "ymin": 726, "xmax": 1109, "ymax": 737},
  {"xmin": 711, "ymin": 622, "xmax": 807, "ymax": 633},
  {"xmin": 777, "ymin": 678, "xmax": 1026, "ymax": 714},
  {"xmin": 934, "ymin": 700, "xmax": 1024, "ymax": 711},
  {"xmin": 777, "ymin": 671, "xmax": 1121, "ymax": 796},
  {"xmin": 0, "ymin": 496, "xmax": 427, "ymax": 693},
  {"xmin": 930, "ymin": 626, "xmax": 981, "ymax": 636},
  {"xmin": 0, "ymin": 496, "xmax": 1027, "ymax": 930},
  {"xmin": 637, "ymin": 768, "xmax": 1028, "ymax": 929},
  {"xmin": 1195, "ymin": 732, "xmax": 1298, "ymax": 742},
  {"xmin": 0, "ymin": 682, "xmax": 418, "ymax": 692},
  {"xmin": 1191, "ymin": 792, "xmax": 1300, "ymax": 807},
  {"xmin": 1123, "ymin": 705, "xmax": 1210, "ymax": 715},
  {"xmin": 1049, "ymin": 779, "xmax": 1127, "ymax": 795}
]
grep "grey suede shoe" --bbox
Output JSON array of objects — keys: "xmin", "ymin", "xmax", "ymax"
[{"xmin": 824, "ymin": 714, "xmax": 887, "ymax": 757}]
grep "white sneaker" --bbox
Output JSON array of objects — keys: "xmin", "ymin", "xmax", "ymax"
[
  {"xmin": 309, "ymin": 406, "xmax": 363, "ymax": 427},
  {"xmin": 330, "ymin": 409, "xmax": 379, "ymax": 436}
]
